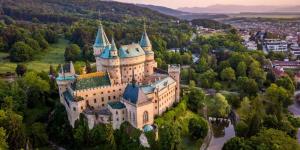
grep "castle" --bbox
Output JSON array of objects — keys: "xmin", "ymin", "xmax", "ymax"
[{"xmin": 56, "ymin": 21, "xmax": 180, "ymax": 131}]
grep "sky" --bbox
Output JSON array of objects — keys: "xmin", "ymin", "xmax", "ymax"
[{"xmin": 114, "ymin": 0, "xmax": 300, "ymax": 9}]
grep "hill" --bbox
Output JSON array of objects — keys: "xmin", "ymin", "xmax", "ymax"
[
  {"xmin": 178, "ymin": 4, "xmax": 300, "ymax": 14},
  {"xmin": 0, "ymin": 0, "xmax": 176, "ymax": 24},
  {"xmin": 137, "ymin": 4, "xmax": 229, "ymax": 20}
]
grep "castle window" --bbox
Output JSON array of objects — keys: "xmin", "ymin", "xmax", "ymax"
[
  {"xmin": 143, "ymin": 111, "xmax": 149, "ymax": 123},
  {"xmin": 73, "ymin": 107, "xmax": 76, "ymax": 111},
  {"xmin": 93, "ymin": 93, "xmax": 96, "ymax": 96},
  {"xmin": 108, "ymin": 96, "xmax": 111, "ymax": 100},
  {"xmin": 113, "ymin": 96, "xmax": 116, "ymax": 99},
  {"xmin": 117, "ymin": 118, "xmax": 119, "ymax": 121},
  {"xmin": 108, "ymin": 91, "xmax": 111, "ymax": 93},
  {"xmin": 116, "ymin": 111, "xmax": 118, "ymax": 115},
  {"xmin": 123, "ymin": 118, "xmax": 125, "ymax": 121},
  {"xmin": 119, "ymin": 89, "xmax": 121, "ymax": 91},
  {"xmin": 101, "ymin": 92, "xmax": 103, "ymax": 94},
  {"xmin": 122, "ymin": 110, "xmax": 124, "ymax": 114},
  {"xmin": 102, "ymin": 104, "xmax": 104, "ymax": 107},
  {"xmin": 113, "ymin": 90, "xmax": 115, "ymax": 92},
  {"xmin": 85, "ymin": 95, "xmax": 88, "ymax": 97},
  {"xmin": 94, "ymin": 99, "xmax": 96, "ymax": 103},
  {"xmin": 101, "ymin": 97, "xmax": 104, "ymax": 102},
  {"xmin": 81, "ymin": 106, "xmax": 83, "ymax": 110}
]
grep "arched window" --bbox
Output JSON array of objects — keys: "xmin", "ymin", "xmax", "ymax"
[{"xmin": 143, "ymin": 111, "xmax": 149, "ymax": 123}]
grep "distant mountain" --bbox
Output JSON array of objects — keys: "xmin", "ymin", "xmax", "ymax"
[
  {"xmin": 0, "ymin": 0, "xmax": 176, "ymax": 24},
  {"xmin": 178, "ymin": 4, "xmax": 300, "ymax": 14},
  {"xmin": 137, "ymin": 4, "xmax": 229, "ymax": 20}
]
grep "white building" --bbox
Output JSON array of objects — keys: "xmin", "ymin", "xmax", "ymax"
[{"xmin": 263, "ymin": 39, "xmax": 288, "ymax": 52}]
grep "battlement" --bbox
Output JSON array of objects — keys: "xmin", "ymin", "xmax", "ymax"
[
  {"xmin": 168, "ymin": 64, "xmax": 181, "ymax": 72},
  {"xmin": 74, "ymin": 82, "xmax": 127, "ymax": 94}
]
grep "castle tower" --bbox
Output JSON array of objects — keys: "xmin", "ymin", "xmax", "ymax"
[
  {"xmin": 57, "ymin": 63, "xmax": 75, "ymax": 104},
  {"xmin": 140, "ymin": 22, "xmax": 152, "ymax": 51},
  {"xmin": 108, "ymin": 37, "xmax": 122, "ymax": 84},
  {"xmin": 141, "ymin": 23, "xmax": 157, "ymax": 76},
  {"xmin": 168, "ymin": 64, "xmax": 181, "ymax": 102},
  {"xmin": 94, "ymin": 20, "xmax": 110, "ymax": 71}
]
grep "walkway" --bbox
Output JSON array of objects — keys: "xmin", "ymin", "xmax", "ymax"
[{"xmin": 207, "ymin": 122, "xmax": 235, "ymax": 150}]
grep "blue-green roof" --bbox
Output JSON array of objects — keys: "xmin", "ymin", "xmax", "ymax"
[
  {"xmin": 118, "ymin": 44, "xmax": 145, "ymax": 58},
  {"xmin": 140, "ymin": 31, "xmax": 151, "ymax": 48},
  {"xmin": 94, "ymin": 24, "xmax": 110, "ymax": 47},
  {"xmin": 63, "ymin": 90, "xmax": 74, "ymax": 102},
  {"xmin": 100, "ymin": 45, "xmax": 112, "ymax": 58},
  {"xmin": 143, "ymin": 125, "xmax": 154, "ymax": 132},
  {"xmin": 56, "ymin": 76, "xmax": 75, "ymax": 81},
  {"xmin": 108, "ymin": 101, "xmax": 126, "ymax": 109}
]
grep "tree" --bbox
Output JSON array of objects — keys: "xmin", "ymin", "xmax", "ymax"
[
  {"xmin": 73, "ymin": 114, "xmax": 89, "ymax": 146},
  {"xmin": 221, "ymin": 67, "xmax": 236, "ymax": 81},
  {"xmin": 47, "ymin": 104, "xmax": 73, "ymax": 146},
  {"xmin": 237, "ymin": 77, "xmax": 258, "ymax": 97},
  {"xmin": 276, "ymin": 77, "xmax": 295, "ymax": 95},
  {"xmin": 209, "ymin": 93, "xmax": 230, "ymax": 117},
  {"xmin": 29, "ymin": 122, "xmax": 48, "ymax": 148},
  {"xmin": 265, "ymin": 84, "xmax": 291, "ymax": 120},
  {"xmin": 0, "ymin": 127, "xmax": 8, "ymax": 150},
  {"xmin": 198, "ymin": 69, "xmax": 217, "ymax": 88},
  {"xmin": 248, "ymin": 61, "xmax": 265, "ymax": 84},
  {"xmin": 222, "ymin": 137, "xmax": 249, "ymax": 150},
  {"xmin": 64, "ymin": 44, "xmax": 81, "ymax": 61},
  {"xmin": 15, "ymin": 64, "xmax": 27, "ymax": 76},
  {"xmin": 187, "ymin": 88, "xmax": 206, "ymax": 113},
  {"xmin": 159, "ymin": 124, "xmax": 182, "ymax": 150},
  {"xmin": 0, "ymin": 110, "xmax": 26, "ymax": 149},
  {"xmin": 85, "ymin": 61, "xmax": 92, "ymax": 73},
  {"xmin": 249, "ymin": 129, "xmax": 300, "ymax": 150},
  {"xmin": 10, "ymin": 41, "xmax": 34, "ymax": 62},
  {"xmin": 236, "ymin": 61, "xmax": 247, "ymax": 77},
  {"xmin": 235, "ymin": 121, "xmax": 249, "ymax": 137},
  {"xmin": 188, "ymin": 118, "xmax": 208, "ymax": 140}
]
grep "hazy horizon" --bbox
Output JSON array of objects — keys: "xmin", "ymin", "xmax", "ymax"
[{"xmin": 114, "ymin": 0, "xmax": 300, "ymax": 9}]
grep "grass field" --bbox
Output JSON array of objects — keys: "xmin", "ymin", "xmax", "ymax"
[{"xmin": 0, "ymin": 38, "xmax": 68, "ymax": 74}]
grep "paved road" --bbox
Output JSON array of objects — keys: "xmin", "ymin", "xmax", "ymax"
[{"xmin": 207, "ymin": 123, "xmax": 235, "ymax": 150}]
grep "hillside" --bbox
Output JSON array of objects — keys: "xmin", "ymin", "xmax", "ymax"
[
  {"xmin": 0, "ymin": 0, "xmax": 176, "ymax": 24},
  {"xmin": 178, "ymin": 4, "xmax": 300, "ymax": 14},
  {"xmin": 137, "ymin": 4, "xmax": 229, "ymax": 20}
]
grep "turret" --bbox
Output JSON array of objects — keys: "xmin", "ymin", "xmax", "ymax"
[
  {"xmin": 168, "ymin": 64, "xmax": 181, "ymax": 102},
  {"xmin": 110, "ymin": 37, "xmax": 118, "ymax": 57},
  {"xmin": 139, "ymin": 23, "xmax": 152, "ymax": 51},
  {"xmin": 93, "ymin": 20, "xmax": 110, "ymax": 56}
]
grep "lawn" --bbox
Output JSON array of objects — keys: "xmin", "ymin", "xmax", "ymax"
[{"xmin": 0, "ymin": 38, "xmax": 68, "ymax": 74}]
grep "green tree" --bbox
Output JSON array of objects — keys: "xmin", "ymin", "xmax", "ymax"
[
  {"xmin": 209, "ymin": 93, "xmax": 230, "ymax": 117},
  {"xmin": 28, "ymin": 122, "xmax": 48, "ymax": 148},
  {"xmin": 64, "ymin": 44, "xmax": 81, "ymax": 61},
  {"xmin": 187, "ymin": 88, "xmax": 206, "ymax": 113},
  {"xmin": 265, "ymin": 84, "xmax": 291, "ymax": 120},
  {"xmin": 235, "ymin": 121, "xmax": 249, "ymax": 137},
  {"xmin": 221, "ymin": 67, "xmax": 236, "ymax": 81},
  {"xmin": 222, "ymin": 137, "xmax": 249, "ymax": 150},
  {"xmin": 0, "ymin": 127, "xmax": 8, "ymax": 150},
  {"xmin": 276, "ymin": 77, "xmax": 295, "ymax": 95},
  {"xmin": 10, "ymin": 41, "xmax": 34, "ymax": 62},
  {"xmin": 249, "ymin": 129, "xmax": 300, "ymax": 150},
  {"xmin": 159, "ymin": 124, "xmax": 182, "ymax": 150},
  {"xmin": 188, "ymin": 118, "xmax": 208, "ymax": 140},
  {"xmin": 236, "ymin": 61, "xmax": 247, "ymax": 77},
  {"xmin": 237, "ymin": 77, "xmax": 258, "ymax": 97}
]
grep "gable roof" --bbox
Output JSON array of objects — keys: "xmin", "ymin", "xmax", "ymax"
[{"xmin": 71, "ymin": 72, "xmax": 111, "ymax": 90}]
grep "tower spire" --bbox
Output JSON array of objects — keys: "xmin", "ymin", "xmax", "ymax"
[
  {"xmin": 93, "ymin": 10, "xmax": 110, "ymax": 48},
  {"xmin": 139, "ymin": 21, "xmax": 152, "ymax": 50}
]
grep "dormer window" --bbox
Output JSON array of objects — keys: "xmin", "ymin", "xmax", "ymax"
[{"xmin": 136, "ymin": 48, "xmax": 139, "ymax": 52}]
